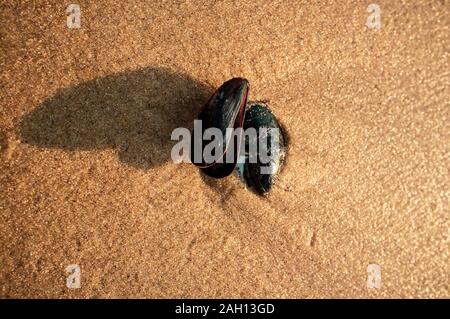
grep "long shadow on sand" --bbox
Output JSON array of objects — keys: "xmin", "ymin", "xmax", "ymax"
[{"xmin": 18, "ymin": 67, "xmax": 212, "ymax": 169}]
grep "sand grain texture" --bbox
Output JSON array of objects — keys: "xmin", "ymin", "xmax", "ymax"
[{"xmin": 0, "ymin": 0, "xmax": 449, "ymax": 298}]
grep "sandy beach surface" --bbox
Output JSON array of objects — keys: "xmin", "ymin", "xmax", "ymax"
[{"xmin": 0, "ymin": 1, "xmax": 449, "ymax": 298}]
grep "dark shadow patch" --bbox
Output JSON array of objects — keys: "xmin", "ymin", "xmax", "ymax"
[
  {"xmin": 199, "ymin": 170, "xmax": 240, "ymax": 203},
  {"xmin": 18, "ymin": 67, "xmax": 212, "ymax": 169},
  {"xmin": 0, "ymin": 128, "xmax": 7, "ymax": 154}
]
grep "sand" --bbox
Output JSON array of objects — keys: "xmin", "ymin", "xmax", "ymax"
[{"xmin": 0, "ymin": 0, "xmax": 449, "ymax": 298}]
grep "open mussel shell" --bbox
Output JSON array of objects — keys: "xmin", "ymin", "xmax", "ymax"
[
  {"xmin": 191, "ymin": 78, "xmax": 249, "ymax": 178},
  {"xmin": 238, "ymin": 102, "xmax": 286, "ymax": 195}
]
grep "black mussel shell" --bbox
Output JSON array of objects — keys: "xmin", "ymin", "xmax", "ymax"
[
  {"xmin": 238, "ymin": 102, "xmax": 286, "ymax": 195},
  {"xmin": 191, "ymin": 78, "xmax": 249, "ymax": 178}
]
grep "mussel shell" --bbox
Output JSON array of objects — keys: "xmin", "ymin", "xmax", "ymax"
[
  {"xmin": 240, "ymin": 102, "xmax": 285, "ymax": 195},
  {"xmin": 191, "ymin": 78, "xmax": 249, "ymax": 177}
]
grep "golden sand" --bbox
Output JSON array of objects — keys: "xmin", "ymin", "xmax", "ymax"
[{"xmin": 0, "ymin": 1, "xmax": 449, "ymax": 298}]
